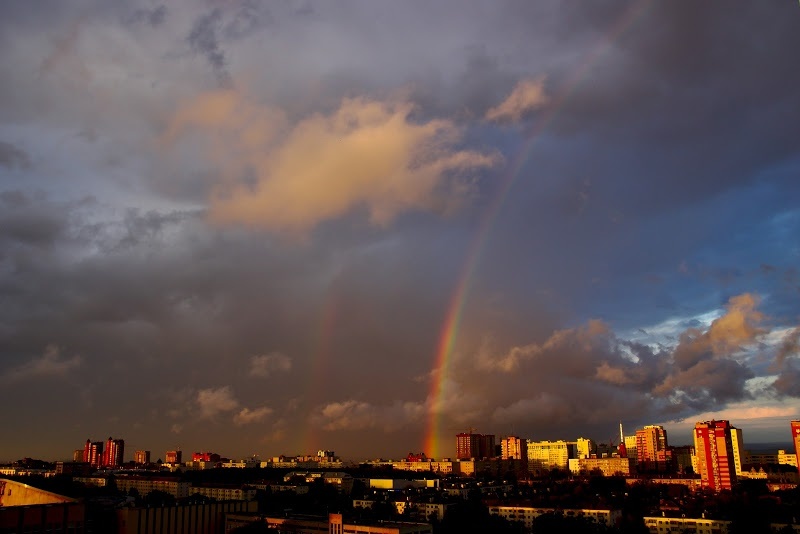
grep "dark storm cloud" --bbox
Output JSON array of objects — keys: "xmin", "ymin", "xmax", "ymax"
[
  {"xmin": 541, "ymin": 1, "xmax": 800, "ymax": 212},
  {"xmin": 221, "ymin": 0, "xmax": 271, "ymax": 40},
  {"xmin": 187, "ymin": 8, "xmax": 232, "ymax": 88},
  {"xmin": 1, "ymin": 0, "xmax": 799, "ymax": 460},
  {"xmin": 0, "ymin": 191, "xmax": 67, "ymax": 247},
  {"xmin": 0, "ymin": 142, "xmax": 31, "ymax": 170},
  {"xmin": 124, "ymin": 5, "xmax": 167, "ymax": 28}
]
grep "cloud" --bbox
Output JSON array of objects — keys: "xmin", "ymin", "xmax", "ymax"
[
  {"xmin": 0, "ymin": 141, "xmax": 31, "ymax": 169},
  {"xmin": 187, "ymin": 8, "xmax": 232, "ymax": 88},
  {"xmin": 196, "ymin": 386, "xmax": 240, "ymax": 418},
  {"xmin": 772, "ymin": 327, "xmax": 800, "ymax": 397},
  {"xmin": 163, "ymin": 89, "xmax": 499, "ymax": 235},
  {"xmin": 249, "ymin": 352, "xmax": 292, "ymax": 378},
  {"xmin": 233, "ymin": 406, "xmax": 273, "ymax": 425},
  {"xmin": 124, "ymin": 5, "xmax": 167, "ymax": 27},
  {"xmin": 261, "ymin": 418, "xmax": 288, "ymax": 443},
  {"xmin": 316, "ymin": 399, "xmax": 424, "ymax": 432},
  {"xmin": 3, "ymin": 345, "xmax": 82, "ymax": 382},
  {"xmin": 485, "ymin": 78, "xmax": 548, "ymax": 122},
  {"xmin": 463, "ymin": 293, "xmax": 779, "ymax": 433}
]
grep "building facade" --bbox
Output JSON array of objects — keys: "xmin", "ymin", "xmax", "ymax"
[
  {"xmin": 527, "ymin": 440, "xmax": 575, "ymax": 472},
  {"xmin": 570, "ymin": 457, "xmax": 631, "ymax": 477},
  {"xmin": 574, "ymin": 438, "xmax": 596, "ymax": 459},
  {"xmin": 501, "ymin": 436, "xmax": 527, "ymax": 461},
  {"xmin": 134, "ymin": 450, "xmax": 151, "ymax": 465},
  {"xmin": 635, "ymin": 425, "xmax": 671, "ymax": 472},
  {"xmin": 792, "ymin": 420, "xmax": 800, "ymax": 475},
  {"xmin": 456, "ymin": 432, "xmax": 495, "ymax": 459},
  {"xmin": 643, "ymin": 516, "xmax": 731, "ymax": 534},
  {"xmin": 165, "ymin": 450, "xmax": 182, "ymax": 464},
  {"xmin": 83, "ymin": 440, "xmax": 103, "ymax": 467},
  {"xmin": 102, "ymin": 437, "xmax": 125, "ymax": 467},
  {"xmin": 730, "ymin": 427, "xmax": 745, "ymax": 476},
  {"xmin": 694, "ymin": 420, "xmax": 737, "ymax": 491},
  {"xmin": 488, "ymin": 506, "xmax": 621, "ymax": 530}
]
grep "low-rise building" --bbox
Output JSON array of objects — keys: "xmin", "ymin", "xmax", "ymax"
[
  {"xmin": 367, "ymin": 478, "xmax": 439, "ymax": 490},
  {"xmin": 283, "ymin": 471, "xmax": 354, "ymax": 493},
  {"xmin": 488, "ymin": 505, "xmax": 621, "ymax": 530},
  {"xmin": 189, "ymin": 484, "xmax": 256, "ymax": 501},
  {"xmin": 225, "ymin": 512, "xmax": 433, "ymax": 534},
  {"xmin": 353, "ymin": 499, "xmax": 452, "ymax": 521},
  {"xmin": 117, "ymin": 499, "xmax": 256, "ymax": 534},
  {"xmin": 570, "ymin": 457, "xmax": 631, "ymax": 476},
  {"xmin": 115, "ymin": 475, "xmax": 191, "ymax": 499},
  {"xmin": 643, "ymin": 516, "xmax": 731, "ymax": 534}
]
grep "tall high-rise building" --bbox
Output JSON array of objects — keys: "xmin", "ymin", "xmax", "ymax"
[
  {"xmin": 501, "ymin": 436, "xmax": 527, "ymax": 461},
  {"xmin": 102, "ymin": 437, "xmax": 125, "ymax": 467},
  {"xmin": 165, "ymin": 449, "xmax": 182, "ymax": 464},
  {"xmin": 635, "ymin": 425, "xmax": 671, "ymax": 471},
  {"xmin": 134, "ymin": 450, "xmax": 151, "ymax": 465},
  {"xmin": 624, "ymin": 435, "xmax": 638, "ymax": 463},
  {"xmin": 730, "ymin": 427, "xmax": 745, "ymax": 476},
  {"xmin": 73, "ymin": 449, "xmax": 84, "ymax": 462},
  {"xmin": 574, "ymin": 438, "xmax": 596, "ymax": 459},
  {"xmin": 791, "ymin": 420, "xmax": 800, "ymax": 475},
  {"xmin": 83, "ymin": 439, "xmax": 103, "ymax": 467},
  {"xmin": 456, "ymin": 432, "xmax": 495, "ymax": 459},
  {"xmin": 694, "ymin": 420, "xmax": 737, "ymax": 491}
]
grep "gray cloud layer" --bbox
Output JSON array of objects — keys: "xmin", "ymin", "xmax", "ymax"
[{"xmin": 0, "ymin": 0, "xmax": 798, "ymax": 461}]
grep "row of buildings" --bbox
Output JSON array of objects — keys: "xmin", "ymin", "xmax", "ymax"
[{"xmin": 450, "ymin": 419, "xmax": 800, "ymax": 491}]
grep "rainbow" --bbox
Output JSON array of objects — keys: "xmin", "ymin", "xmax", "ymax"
[
  {"xmin": 299, "ymin": 289, "xmax": 339, "ymax": 454},
  {"xmin": 422, "ymin": 1, "xmax": 652, "ymax": 458}
]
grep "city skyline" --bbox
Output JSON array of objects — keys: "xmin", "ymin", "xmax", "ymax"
[
  {"xmin": 3, "ymin": 418, "xmax": 798, "ymax": 465},
  {"xmin": 1, "ymin": 1, "xmax": 799, "ymax": 461}
]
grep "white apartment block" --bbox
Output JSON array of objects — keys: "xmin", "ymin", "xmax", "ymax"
[
  {"xmin": 353, "ymin": 500, "xmax": 451, "ymax": 521},
  {"xmin": 778, "ymin": 449, "xmax": 798, "ymax": 467},
  {"xmin": 189, "ymin": 485, "xmax": 256, "ymax": 501},
  {"xmin": 221, "ymin": 459, "xmax": 259, "ymax": 468},
  {"xmin": 527, "ymin": 440, "xmax": 575, "ymax": 471},
  {"xmin": 115, "ymin": 477, "xmax": 190, "ymax": 499},
  {"xmin": 488, "ymin": 506, "xmax": 621, "ymax": 529},
  {"xmin": 644, "ymin": 516, "xmax": 731, "ymax": 534}
]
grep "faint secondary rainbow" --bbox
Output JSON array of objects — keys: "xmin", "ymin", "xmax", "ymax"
[
  {"xmin": 422, "ymin": 1, "xmax": 652, "ymax": 458},
  {"xmin": 298, "ymin": 289, "xmax": 339, "ymax": 454}
]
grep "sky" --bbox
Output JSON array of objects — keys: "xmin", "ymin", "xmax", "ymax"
[{"xmin": 1, "ymin": 0, "xmax": 799, "ymax": 463}]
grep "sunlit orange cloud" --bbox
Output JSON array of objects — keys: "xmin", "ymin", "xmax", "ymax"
[
  {"xmin": 684, "ymin": 403, "xmax": 798, "ymax": 423},
  {"xmin": 162, "ymin": 88, "xmax": 499, "ymax": 236},
  {"xmin": 485, "ymin": 78, "xmax": 548, "ymax": 123}
]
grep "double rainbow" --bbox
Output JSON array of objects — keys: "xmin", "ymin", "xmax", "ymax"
[{"xmin": 422, "ymin": 1, "xmax": 651, "ymax": 458}]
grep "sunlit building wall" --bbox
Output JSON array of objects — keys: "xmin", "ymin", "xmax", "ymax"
[
  {"xmin": 635, "ymin": 425, "xmax": 671, "ymax": 471},
  {"xmin": 103, "ymin": 437, "xmax": 125, "ymax": 467},
  {"xmin": 527, "ymin": 440, "xmax": 575, "ymax": 472},
  {"xmin": 730, "ymin": 427, "xmax": 745, "ymax": 476},
  {"xmin": 574, "ymin": 438, "xmax": 596, "ymax": 459},
  {"xmin": 165, "ymin": 450, "xmax": 182, "ymax": 464},
  {"xmin": 792, "ymin": 420, "xmax": 800, "ymax": 475},
  {"xmin": 501, "ymin": 437, "xmax": 527, "ymax": 461},
  {"xmin": 456, "ymin": 432, "xmax": 495, "ymax": 459},
  {"xmin": 83, "ymin": 440, "xmax": 103, "ymax": 467},
  {"xmin": 694, "ymin": 420, "xmax": 737, "ymax": 491}
]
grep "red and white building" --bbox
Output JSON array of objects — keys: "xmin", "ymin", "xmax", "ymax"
[{"xmin": 693, "ymin": 420, "xmax": 737, "ymax": 491}]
